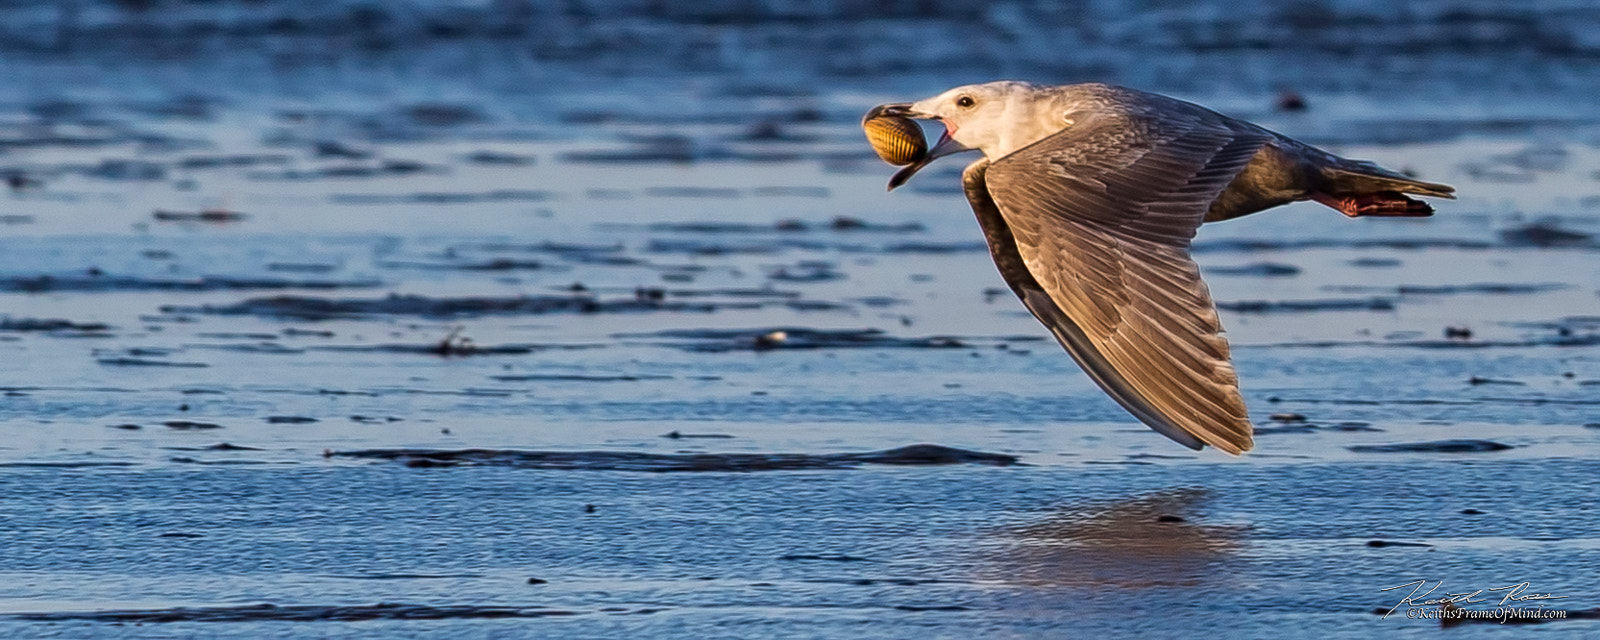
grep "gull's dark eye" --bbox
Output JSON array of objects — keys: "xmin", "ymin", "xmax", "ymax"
[{"xmin": 956, "ymin": 95, "xmax": 976, "ymax": 109}]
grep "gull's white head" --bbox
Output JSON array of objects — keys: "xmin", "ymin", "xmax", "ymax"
[
  {"xmin": 908, "ymin": 81, "xmax": 1040, "ymax": 159},
  {"xmin": 868, "ymin": 81, "xmax": 1050, "ymax": 190}
]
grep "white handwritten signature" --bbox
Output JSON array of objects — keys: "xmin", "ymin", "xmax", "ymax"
[{"xmin": 1380, "ymin": 580, "xmax": 1569, "ymax": 618}]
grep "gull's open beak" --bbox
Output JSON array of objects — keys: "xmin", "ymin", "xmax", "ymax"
[{"xmin": 868, "ymin": 103, "xmax": 972, "ymax": 191}]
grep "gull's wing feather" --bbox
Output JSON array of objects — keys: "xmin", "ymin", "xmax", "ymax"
[
  {"xmin": 963, "ymin": 160, "xmax": 1205, "ymax": 450},
  {"xmin": 979, "ymin": 104, "xmax": 1267, "ymax": 453}
]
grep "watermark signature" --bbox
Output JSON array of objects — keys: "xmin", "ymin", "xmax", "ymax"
[{"xmin": 1380, "ymin": 580, "xmax": 1570, "ymax": 623}]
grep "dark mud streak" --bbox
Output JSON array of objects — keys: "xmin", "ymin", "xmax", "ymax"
[
  {"xmin": 97, "ymin": 358, "xmax": 209, "ymax": 368},
  {"xmin": 491, "ymin": 374, "xmax": 672, "ymax": 382},
  {"xmin": 311, "ymin": 344, "xmax": 561, "ymax": 356},
  {"xmin": 778, "ymin": 554, "xmax": 876, "ymax": 562},
  {"xmin": 332, "ymin": 444, "xmax": 1018, "ymax": 472},
  {"xmin": 1247, "ymin": 329, "xmax": 1600, "ymax": 349},
  {"xmin": 164, "ymin": 294, "xmax": 754, "ymax": 320},
  {"xmin": 609, "ymin": 218, "xmax": 923, "ymax": 234},
  {"xmin": 1365, "ymin": 540, "xmax": 1433, "ymax": 548},
  {"xmin": 0, "ymin": 318, "xmax": 110, "ymax": 332},
  {"xmin": 1217, "ymin": 298, "xmax": 1395, "ymax": 313},
  {"xmin": 1253, "ymin": 423, "xmax": 1383, "ymax": 436},
  {"xmin": 618, "ymin": 327, "xmax": 970, "ymax": 352},
  {"xmin": 1348, "ymin": 439, "xmax": 1515, "ymax": 453},
  {"xmin": 1, "ymin": 275, "xmax": 381, "ymax": 293},
  {"xmin": 1191, "ymin": 238, "xmax": 1496, "ymax": 253},
  {"xmin": 13, "ymin": 603, "xmax": 582, "ymax": 623},
  {"xmin": 1206, "ymin": 262, "xmax": 1301, "ymax": 277},
  {"xmin": 1324, "ymin": 283, "xmax": 1570, "ymax": 295},
  {"xmin": 322, "ymin": 573, "xmax": 486, "ymax": 580},
  {"xmin": 1499, "ymin": 222, "xmax": 1595, "ymax": 248},
  {"xmin": 329, "ymin": 190, "xmax": 554, "ymax": 204},
  {"xmin": 164, "ymin": 421, "xmax": 224, "ymax": 430},
  {"xmin": 378, "ymin": 259, "xmax": 561, "ymax": 272}
]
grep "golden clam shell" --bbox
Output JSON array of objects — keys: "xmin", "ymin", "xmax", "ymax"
[{"xmin": 863, "ymin": 115, "xmax": 927, "ymax": 166}]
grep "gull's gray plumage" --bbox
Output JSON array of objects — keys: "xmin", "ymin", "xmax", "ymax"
[
  {"xmin": 981, "ymin": 91, "xmax": 1265, "ymax": 454},
  {"xmin": 873, "ymin": 82, "xmax": 1454, "ymax": 454}
]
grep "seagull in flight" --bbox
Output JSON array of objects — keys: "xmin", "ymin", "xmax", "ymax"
[{"xmin": 866, "ymin": 82, "xmax": 1454, "ymax": 454}]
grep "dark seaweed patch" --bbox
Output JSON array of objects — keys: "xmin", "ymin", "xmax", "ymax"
[
  {"xmin": 1348, "ymin": 439, "xmax": 1514, "ymax": 453},
  {"xmin": 331, "ymin": 444, "xmax": 1017, "ymax": 472},
  {"xmin": 13, "ymin": 602, "xmax": 580, "ymax": 623}
]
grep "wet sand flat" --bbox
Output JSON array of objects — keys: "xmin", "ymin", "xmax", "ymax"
[{"xmin": 2, "ymin": 3, "xmax": 1600, "ymax": 636}]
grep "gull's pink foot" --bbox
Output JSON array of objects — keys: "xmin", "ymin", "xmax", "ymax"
[{"xmin": 1312, "ymin": 191, "xmax": 1434, "ymax": 218}]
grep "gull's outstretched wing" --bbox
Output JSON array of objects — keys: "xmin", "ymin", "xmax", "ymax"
[{"xmin": 976, "ymin": 103, "xmax": 1267, "ymax": 454}]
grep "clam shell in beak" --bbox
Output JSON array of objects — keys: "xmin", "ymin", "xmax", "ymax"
[{"xmin": 862, "ymin": 114, "xmax": 927, "ymax": 166}]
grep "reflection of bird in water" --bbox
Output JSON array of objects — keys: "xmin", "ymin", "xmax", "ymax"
[
  {"xmin": 987, "ymin": 488, "xmax": 1242, "ymax": 589},
  {"xmin": 865, "ymin": 82, "xmax": 1455, "ymax": 454}
]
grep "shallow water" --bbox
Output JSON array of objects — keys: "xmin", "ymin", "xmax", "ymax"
[{"xmin": 2, "ymin": 2, "xmax": 1600, "ymax": 637}]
